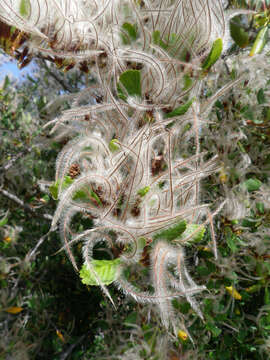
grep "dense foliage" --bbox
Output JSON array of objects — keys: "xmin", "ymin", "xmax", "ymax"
[{"xmin": 0, "ymin": 0, "xmax": 270, "ymax": 359}]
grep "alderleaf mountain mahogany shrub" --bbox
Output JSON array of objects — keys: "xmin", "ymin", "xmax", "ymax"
[{"xmin": 0, "ymin": 0, "xmax": 269, "ymax": 340}]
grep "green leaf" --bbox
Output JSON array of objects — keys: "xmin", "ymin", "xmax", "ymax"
[
  {"xmin": 72, "ymin": 187, "xmax": 101, "ymax": 204},
  {"xmin": 242, "ymin": 218, "xmax": 257, "ymax": 228},
  {"xmin": 182, "ymin": 74, "xmax": 192, "ymax": 91},
  {"xmin": 124, "ymin": 312, "xmax": 137, "ymax": 326},
  {"xmin": 228, "ymin": 236, "xmax": 238, "ymax": 253},
  {"xmin": 225, "ymin": 227, "xmax": 238, "ymax": 253},
  {"xmin": 3, "ymin": 76, "xmax": 10, "ymax": 90},
  {"xmin": 10, "ymin": 26, "xmax": 17, "ymax": 35},
  {"xmin": 265, "ymin": 107, "xmax": 270, "ymax": 122},
  {"xmin": 41, "ymin": 194, "xmax": 50, "ymax": 203},
  {"xmin": 88, "ymin": 190, "xmax": 102, "ymax": 206},
  {"xmin": 19, "ymin": 0, "xmax": 30, "ymax": 17},
  {"xmin": 80, "ymin": 259, "xmax": 121, "ymax": 286},
  {"xmin": 177, "ymin": 223, "xmax": 206, "ymax": 243},
  {"xmin": 206, "ymin": 322, "xmax": 222, "ymax": 337},
  {"xmin": 197, "ymin": 266, "xmax": 211, "ymax": 276},
  {"xmin": 122, "ymin": 23, "xmax": 138, "ymax": 44},
  {"xmin": 109, "ymin": 139, "xmax": 120, "ymax": 152},
  {"xmin": 264, "ymin": 262, "xmax": 270, "ymax": 275},
  {"xmin": 230, "ymin": 22, "xmax": 249, "ymax": 48},
  {"xmin": 152, "ymin": 30, "xmax": 168, "ymax": 50},
  {"xmin": 164, "ymin": 98, "xmax": 194, "ymax": 119},
  {"xmin": 237, "ymin": 140, "xmax": 246, "ymax": 153},
  {"xmin": 202, "ymin": 38, "xmax": 223, "ymax": 70},
  {"xmin": 0, "ymin": 215, "xmax": 8, "ymax": 227},
  {"xmin": 117, "ymin": 70, "xmax": 141, "ymax": 100},
  {"xmin": 138, "ymin": 237, "xmax": 147, "ymax": 249},
  {"xmin": 153, "ymin": 220, "xmax": 187, "ymax": 241},
  {"xmin": 256, "ymin": 202, "xmax": 265, "ymax": 214},
  {"xmin": 257, "ymin": 88, "xmax": 266, "ymax": 105},
  {"xmin": 246, "ymin": 284, "xmax": 261, "ymax": 293},
  {"xmin": 254, "ymin": 12, "xmax": 269, "ymax": 28},
  {"xmin": 49, "ymin": 176, "xmax": 73, "ymax": 200},
  {"xmin": 137, "ymin": 186, "xmax": 150, "ymax": 197},
  {"xmin": 243, "ymin": 178, "xmax": 262, "ymax": 192},
  {"xmin": 152, "ymin": 31, "xmax": 180, "ymax": 52},
  {"xmin": 49, "ymin": 176, "xmax": 102, "ymax": 204},
  {"xmin": 250, "ymin": 26, "xmax": 268, "ymax": 56}
]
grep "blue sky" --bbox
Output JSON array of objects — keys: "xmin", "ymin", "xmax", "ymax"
[{"xmin": 0, "ymin": 59, "xmax": 35, "ymax": 82}]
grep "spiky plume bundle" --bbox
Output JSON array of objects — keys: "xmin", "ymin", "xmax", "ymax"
[{"xmin": 0, "ymin": 0, "xmax": 247, "ymax": 334}]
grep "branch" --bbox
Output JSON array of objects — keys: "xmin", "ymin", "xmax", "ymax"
[
  {"xmin": 0, "ymin": 188, "xmax": 52, "ymax": 221},
  {"xmin": 40, "ymin": 60, "xmax": 78, "ymax": 93},
  {"xmin": 59, "ymin": 335, "xmax": 85, "ymax": 360},
  {"xmin": 0, "ymin": 147, "xmax": 33, "ymax": 172},
  {"xmin": 25, "ymin": 231, "xmax": 51, "ymax": 262}
]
